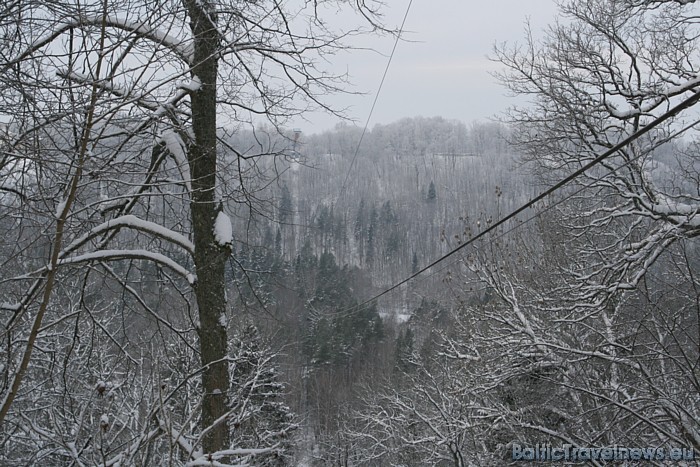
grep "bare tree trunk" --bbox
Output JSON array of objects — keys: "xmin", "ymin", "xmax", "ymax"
[
  {"xmin": 184, "ymin": 0, "xmax": 230, "ymax": 453},
  {"xmin": 0, "ymin": 0, "xmax": 386, "ymax": 459}
]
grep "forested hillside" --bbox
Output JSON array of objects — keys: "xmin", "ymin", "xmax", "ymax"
[
  {"xmin": 220, "ymin": 118, "xmax": 534, "ymax": 462},
  {"xmin": 2, "ymin": 0, "xmax": 700, "ymax": 465},
  {"xmin": 228, "ymin": 117, "xmax": 526, "ymax": 285}
]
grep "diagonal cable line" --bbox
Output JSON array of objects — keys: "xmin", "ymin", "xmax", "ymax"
[
  {"xmin": 338, "ymin": 0, "xmax": 414, "ymax": 200},
  {"xmin": 350, "ymin": 89, "xmax": 700, "ymax": 311},
  {"xmin": 392, "ymin": 117, "xmax": 700, "ymax": 291}
]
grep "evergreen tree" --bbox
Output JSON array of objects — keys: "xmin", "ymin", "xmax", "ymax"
[
  {"xmin": 278, "ymin": 184, "xmax": 293, "ymax": 224},
  {"xmin": 303, "ymin": 252, "xmax": 384, "ymax": 365},
  {"xmin": 427, "ymin": 180, "xmax": 437, "ymax": 201},
  {"xmin": 275, "ymin": 228, "xmax": 282, "ymax": 260},
  {"xmin": 314, "ymin": 251, "xmax": 349, "ymax": 306},
  {"xmin": 317, "ymin": 204, "xmax": 331, "ymax": 234},
  {"xmin": 395, "ymin": 327, "xmax": 415, "ymax": 373},
  {"xmin": 380, "ymin": 200, "xmax": 396, "ymax": 225},
  {"xmin": 354, "ymin": 199, "xmax": 366, "ymax": 265},
  {"xmin": 366, "ymin": 205, "xmax": 378, "ymax": 266},
  {"xmin": 298, "ymin": 239, "xmax": 316, "ymax": 270},
  {"xmin": 354, "ymin": 199, "xmax": 366, "ymax": 241},
  {"xmin": 229, "ymin": 324, "xmax": 298, "ymax": 465},
  {"xmin": 263, "ymin": 226, "xmax": 274, "ymax": 250},
  {"xmin": 295, "ymin": 239, "xmax": 317, "ymax": 298}
]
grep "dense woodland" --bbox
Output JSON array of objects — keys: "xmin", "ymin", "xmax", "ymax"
[
  {"xmin": 224, "ymin": 118, "xmax": 529, "ymax": 463},
  {"xmin": 2, "ymin": 0, "xmax": 700, "ymax": 466}
]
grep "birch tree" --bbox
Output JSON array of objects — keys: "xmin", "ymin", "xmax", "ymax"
[{"xmin": 0, "ymin": 0, "xmax": 384, "ymax": 462}]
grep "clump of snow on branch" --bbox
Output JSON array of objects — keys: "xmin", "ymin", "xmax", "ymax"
[
  {"xmin": 179, "ymin": 75, "xmax": 201, "ymax": 92},
  {"xmin": 33, "ymin": 16, "xmax": 195, "ymax": 64},
  {"xmin": 158, "ymin": 130, "xmax": 192, "ymax": 192},
  {"xmin": 0, "ymin": 302, "xmax": 20, "ymax": 312},
  {"xmin": 58, "ymin": 249, "xmax": 196, "ymax": 285},
  {"xmin": 99, "ymin": 414, "xmax": 110, "ymax": 432},
  {"xmin": 214, "ymin": 211, "xmax": 233, "ymax": 247},
  {"xmin": 219, "ymin": 313, "xmax": 229, "ymax": 328},
  {"xmin": 61, "ymin": 214, "xmax": 194, "ymax": 255},
  {"xmin": 55, "ymin": 199, "xmax": 67, "ymax": 218}
]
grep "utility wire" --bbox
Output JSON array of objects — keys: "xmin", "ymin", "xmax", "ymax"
[
  {"xmin": 352, "ymin": 89, "xmax": 700, "ymax": 311},
  {"xmin": 338, "ymin": 0, "xmax": 413, "ymax": 200},
  {"xmin": 324, "ymin": 116, "xmax": 698, "ymax": 317},
  {"xmin": 406, "ymin": 117, "xmax": 700, "ymax": 289}
]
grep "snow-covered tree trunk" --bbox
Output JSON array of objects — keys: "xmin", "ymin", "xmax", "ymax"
[
  {"xmin": 0, "ymin": 0, "xmax": 386, "ymax": 461},
  {"xmin": 183, "ymin": 0, "xmax": 232, "ymax": 453}
]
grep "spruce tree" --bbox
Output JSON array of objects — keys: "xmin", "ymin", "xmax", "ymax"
[
  {"xmin": 427, "ymin": 180, "xmax": 437, "ymax": 201},
  {"xmin": 229, "ymin": 324, "xmax": 298, "ymax": 465}
]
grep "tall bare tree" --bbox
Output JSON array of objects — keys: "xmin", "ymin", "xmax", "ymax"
[
  {"xmin": 339, "ymin": 1, "xmax": 700, "ymax": 461},
  {"xmin": 493, "ymin": 0, "xmax": 700, "ymax": 305},
  {"xmin": 0, "ymin": 0, "xmax": 384, "ymax": 461},
  {"xmin": 478, "ymin": 0, "xmax": 700, "ymax": 455}
]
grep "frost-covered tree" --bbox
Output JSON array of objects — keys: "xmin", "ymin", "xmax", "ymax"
[
  {"xmin": 456, "ymin": 233, "xmax": 700, "ymax": 458},
  {"xmin": 488, "ymin": 0, "xmax": 700, "ymax": 450},
  {"xmin": 494, "ymin": 0, "xmax": 700, "ymax": 307},
  {"xmin": 339, "ymin": 313, "xmax": 501, "ymax": 467},
  {"xmin": 427, "ymin": 180, "xmax": 437, "ymax": 201},
  {"xmin": 0, "ymin": 0, "xmax": 385, "ymax": 461},
  {"xmin": 475, "ymin": 1, "xmax": 700, "ymax": 453},
  {"xmin": 228, "ymin": 324, "xmax": 297, "ymax": 466}
]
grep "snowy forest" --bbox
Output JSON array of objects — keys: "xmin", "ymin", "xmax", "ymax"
[{"xmin": 1, "ymin": 0, "xmax": 700, "ymax": 466}]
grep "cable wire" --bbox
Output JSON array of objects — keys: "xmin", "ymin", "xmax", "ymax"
[
  {"xmin": 352, "ymin": 89, "xmax": 700, "ymax": 311},
  {"xmin": 407, "ymin": 117, "xmax": 700, "ymax": 289},
  {"xmin": 337, "ymin": 0, "xmax": 414, "ymax": 200}
]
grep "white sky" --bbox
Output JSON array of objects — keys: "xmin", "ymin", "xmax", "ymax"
[{"xmin": 293, "ymin": 0, "xmax": 559, "ymax": 133}]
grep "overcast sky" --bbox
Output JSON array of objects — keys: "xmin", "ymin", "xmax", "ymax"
[{"xmin": 294, "ymin": 0, "xmax": 559, "ymax": 133}]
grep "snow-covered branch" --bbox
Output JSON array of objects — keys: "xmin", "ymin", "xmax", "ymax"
[
  {"xmin": 5, "ymin": 15, "xmax": 193, "ymax": 70},
  {"xmin": 62, "ymin": 214, "xmax": 194, "ymax": 257},
  {"xmin": 59, "ymin": 249, "xmax": 196, "ymax": 285}
]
